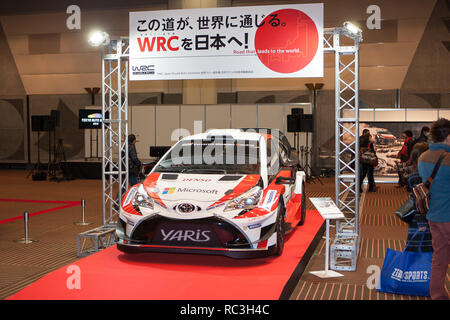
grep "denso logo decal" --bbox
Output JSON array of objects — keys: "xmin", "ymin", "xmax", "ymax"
[
  {"xmin": 160, "ymin": 229, "xmax": 211, "ymax": 242},
  {"xmin": 182, "ymin": 178, "xmax": 212, "ymax": 182}
]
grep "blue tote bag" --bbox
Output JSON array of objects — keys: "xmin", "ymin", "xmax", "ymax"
[{"xmin": 378, "ymin": 231, "xmax": 432, "ymax": 297}]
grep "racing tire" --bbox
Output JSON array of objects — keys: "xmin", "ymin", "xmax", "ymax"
[
  {"xmin": 274, "ymin": 202, "xmax": 286, "ymax": 256},
  {"xmin": 297, "ymin": 181, "xmax": 307, "ymax": 226}
]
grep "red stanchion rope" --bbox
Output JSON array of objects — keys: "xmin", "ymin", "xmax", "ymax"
[
  {"xmin": 0, "ymin": 198, "xmax": 81, "ymax": 204},
  {"xmin": 0, "ymin": 199, "xmax": 82, "ymax": 225}
]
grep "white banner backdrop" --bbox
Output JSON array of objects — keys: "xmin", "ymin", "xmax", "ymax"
[{"xmin": 129, "ymin": 4, "xmax": 323, "ymax": 80}]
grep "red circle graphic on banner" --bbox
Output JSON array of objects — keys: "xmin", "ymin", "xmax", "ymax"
[{"xmin": 254, "ymin": 9, "xmax": 319, "ymax": 74}]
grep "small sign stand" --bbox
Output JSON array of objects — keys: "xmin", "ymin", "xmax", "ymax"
[{"xmin": 309, "ymin": 197, "xmax": 345, "ymax": 279}]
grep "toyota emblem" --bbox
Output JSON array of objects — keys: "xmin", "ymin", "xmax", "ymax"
[{"xmin": 177, "ymin": 203, "xmax": 196, "ymax": 213}]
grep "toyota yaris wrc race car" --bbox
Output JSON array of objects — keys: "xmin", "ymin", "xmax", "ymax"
[{"xmin": 116, "ymin": 129, "xmax": 306, "ymax": 258}]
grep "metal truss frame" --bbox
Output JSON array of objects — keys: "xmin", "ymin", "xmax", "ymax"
[
  {"xmin": 101, "ymin": 38, "xmax": 130, "ymax": 227},
  {"xmin": 324, "ymin": 28, "xmax": 362, "ymax": 271}
]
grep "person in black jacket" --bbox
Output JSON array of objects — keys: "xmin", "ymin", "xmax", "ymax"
[
  {"xmin": 359, "ymin": 129, "xmax": 376, "ymax": 193},
  {"xmin": 128, "ymin": 134, "xmax": 141, "ymax": 186},
  {"xmin": 415, "ymin": 126, "xmax": 430, "ymax": 144}
]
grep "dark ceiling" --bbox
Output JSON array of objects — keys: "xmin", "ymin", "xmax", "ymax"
[{"xmin": 0, "ymin": 0, "xmax": 167, "ymax": 15}]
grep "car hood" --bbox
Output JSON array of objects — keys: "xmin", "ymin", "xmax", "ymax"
[{"xmin": 142, "ymin": 172, "xmax": 261, "ymax": 205}]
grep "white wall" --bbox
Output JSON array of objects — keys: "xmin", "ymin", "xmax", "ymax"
[{"xmin": 130, "ymin": 103, "xmax": 312, "ymax": 161}]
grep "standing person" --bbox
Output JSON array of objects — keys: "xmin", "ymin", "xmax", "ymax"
[
  {"xmin": 397, "ymin": 130, "xmax": 414, "ymax": 187},
  {"xmin": 418, "ymin": 118, "xmax": 450, "ymax": 300},
  {"xmin": 415, "ymin": 126, "xmax": 430, "ymax": 144},
  {"xmin": 128, "ymin": 134, "xmax": 141, "ymax": 186},
  {"xmin": 359, "ymin": 129, "xmax": 376, "ymax": 192},
  {"xmin": 398, "ymin": 130, "xmax": 414, "ymax": 163},
  {"xmin": 406, "ymin": 143, "xmax": 432, "ymax": 253}
]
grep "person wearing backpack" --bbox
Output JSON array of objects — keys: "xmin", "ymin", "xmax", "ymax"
[{"xmin": 417, "ymin": 118, "xmax": 450, "ymax": 300}]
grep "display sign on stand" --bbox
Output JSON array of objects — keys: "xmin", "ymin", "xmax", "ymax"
[
  {"xmin": 79, "ymin": 109, "xmax": 103, "ymax": 129},
  {"xmin": 79, "ymin": 109, "xmax": 103, "ymax": 159},
  {"xmin": 309, "ymin": 197, "xmax": 345, "ymax": 278}
]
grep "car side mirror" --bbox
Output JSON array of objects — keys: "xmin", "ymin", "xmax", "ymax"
[
  {"xmin": 275, "ymin": 176, "xmax": 295, "ymax": 185},
  {"xmin": 284, "ymin": 159, "xmax": 298, "ymax": 168}
]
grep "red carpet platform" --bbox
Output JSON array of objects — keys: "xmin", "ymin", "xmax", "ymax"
[{"xmin": 9, "ymin": 210, "xmax": 324, "ymax": 300}]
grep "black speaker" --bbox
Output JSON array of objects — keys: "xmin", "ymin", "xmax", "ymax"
[
  {"xmin": 291, "ymin": 108, "xmax": 304, "ymax": 116},
  {"xmin": 287, "ymin": 115, "xmax": 301, "ymax": 132},
  {"xmin": 31, "ymin": 115, "xmax": 45, "ymax": 132},
  {"xmin": 301, "ymin": 114, "xmax": 314, "ymax": 132},
  {"xmin": 50, "ymin": 109, "xmax": 60, "ymax": 127},
  {"xmin": 41, "ymin": 115, "xmax": 55, "ymax": 132}
]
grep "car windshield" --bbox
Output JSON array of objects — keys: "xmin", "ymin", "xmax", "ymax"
[{"xmin": 153, "ymin": 138, "xmax": 260, "ymax": 175}]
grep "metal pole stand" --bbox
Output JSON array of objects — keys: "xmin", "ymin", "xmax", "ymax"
[
  {"xmin": 14, "ymin": 212, "xmax": 39, "ymax": 244},
  {"xmin": 308, "ymin": 197, "xmax": 345, "ymax": 278},
  {"xmin": 74, "ymin": 199, "xmax": 93, "ymax": 226},
  {"xmin": 310, "ymin": 219, "xmax": 344, "ymax": 278}
]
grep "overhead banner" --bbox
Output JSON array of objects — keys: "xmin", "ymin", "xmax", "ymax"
[{"xmin": 129, "ymin": 4, "xmax": 323, "ymax": 80}]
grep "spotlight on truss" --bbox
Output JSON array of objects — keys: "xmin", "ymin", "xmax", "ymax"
[
  {"xmin": 88, "ymin": 31, "xmax": 110, "ymax": 47},
  {"xmin": 343, "ymin": 22, "xmax": 362, "ymax": 35}
]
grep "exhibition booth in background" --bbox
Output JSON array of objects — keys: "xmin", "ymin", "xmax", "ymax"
[{"xmin": 348, "ymin": 108, "xmax": 450, "ymax": 182}]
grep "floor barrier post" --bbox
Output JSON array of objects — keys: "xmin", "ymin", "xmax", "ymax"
[
  {"xmin": 74, "ymin": 199, "xmax": 93, "ymax": 226},
  {"xmin": 14, "ymin": 212, "xmax": 39, "ymax": 244}
]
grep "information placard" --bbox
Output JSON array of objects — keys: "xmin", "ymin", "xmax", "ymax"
[
  {"xmin": 129, "ymin": 4, "xmax": 323, "ymax": 80},
  {"xmin": 309, "ymin": 197, "xmax": 345, "ymax": 220}
]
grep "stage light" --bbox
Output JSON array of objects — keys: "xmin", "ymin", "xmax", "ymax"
[
  {"xmin": 88, "ymin": 31, "xmax": 110, "ymax": 47},
  {"xmin": 343, "ymin": 22, "xmax": 362, "ymax": 35}
]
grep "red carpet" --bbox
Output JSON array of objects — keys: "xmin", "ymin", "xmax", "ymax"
[{"xmin": 9, "ymin": 210, "xmax": 323, "ymax": 300}]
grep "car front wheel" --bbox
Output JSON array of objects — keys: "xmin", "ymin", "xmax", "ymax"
[
  {"xmin": 274, "ymin": 202, "xmax": 286, "ymax": 256},
  {"xmin": 297, "ymin": 181, "xmax": 307, "ymax": 226}
]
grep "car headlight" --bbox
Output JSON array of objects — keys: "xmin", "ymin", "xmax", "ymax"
[
  {"xmin": 132, "ymin": 184, "xmax": 154, "ymax": 210},
  {"xmin": 223, "ymin": 186, "xmax": 262, "ymax": 212}
]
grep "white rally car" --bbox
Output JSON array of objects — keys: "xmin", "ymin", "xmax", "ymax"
[{"xmin": 116, "ymin": 129, "xmax": 306, "ymax": 258}]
